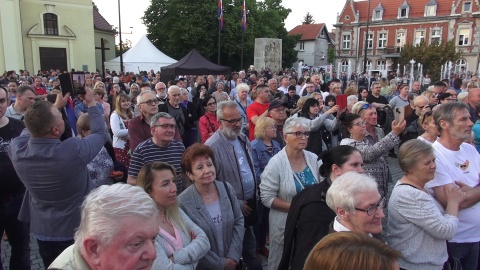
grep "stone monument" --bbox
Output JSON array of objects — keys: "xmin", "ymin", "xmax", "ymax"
[{"xmin": 254, "ymin": 38, "xmax": 282, "ymax": 72}]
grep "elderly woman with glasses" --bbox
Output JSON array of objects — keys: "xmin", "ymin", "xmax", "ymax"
[
  {"xmin": 199, "ymin": 95, "xmax": 219, "ymax": 143},
  {"xmin": 388, "ymin": 140, "xmax": 465, "ymax": 270},
  {"xmin": 340, "ymin": 113, "xmax": 405, "ymax": 197},
  {"xmin": 260, "ymin": 117, "xmax": 320, "ymax": 270},
  {"xmin": 326, "ymin": 172, "xmax": 385, "ymax": 238}
]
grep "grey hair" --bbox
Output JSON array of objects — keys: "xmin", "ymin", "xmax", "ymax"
[
  {"xmin": 168, "ymin": 85, "xmax": 180, "ymax": 94},
  {"xmin": 398, "ymin": 139, "xmax": 433, "ymax": 173},
  {"xmin": 150, "ymin": 112, "xmax": 174, "ymax": 126},
  {"xmin": 433, "ymin": 102, "xmax": 468, "ymax": 133},
  {"xmin": 216, "ymin": 100, "xmax": 239, "ymax": 119},
  {"xmin": 180, "ymin": 88, "xmax": 188, "ymax": 94},
  {"xmin": 283, "ymin": 117, "xmax": 310, "ymax": 135},
  {"xmin": 136, "ymin": 90, "xmax": 155, "ymax": 104},
  {"xmin": 351, "ymin": 101, "xmax": 369, "ymax": 115},
  {"xmin": 347, "ymin": 95, "xmax": 358, "ymax": 106},
  {"xmin": 74, "ymin": 184, "xmax": 159, "ymax": 253},
  {"xmin": 236, "ymin": 83, "xmax": 250, "ymax": 95},
  {"xmin": 326, "ymin": 172, "xmax": 378, "ymax": 213}
]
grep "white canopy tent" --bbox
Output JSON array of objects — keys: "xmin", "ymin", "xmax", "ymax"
[{"xmin": 104, "ymin": 35, "xmax": 177, "ymax": 73}]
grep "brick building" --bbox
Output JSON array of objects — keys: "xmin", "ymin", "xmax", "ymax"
[{"xmin": 333, "ymin": 0, "xmax": 480, "ymax": 74}]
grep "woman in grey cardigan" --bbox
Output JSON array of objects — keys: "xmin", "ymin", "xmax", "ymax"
[
  {"xmin": 387, "ymin": 140, "xmax": 465, "ymax": 270},
  {"xmin": 178, "ymin": 144, "xmax": 245, "ymax": 270},
  {"xmin": 260, "ymin": 117, "xmax": 320, "ymax": 270},
  {"xmin": 136, "ymin": 161, "xmax": 210, "ymax": 270}
]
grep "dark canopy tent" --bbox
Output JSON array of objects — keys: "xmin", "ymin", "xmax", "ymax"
[{"xmin": 160, "ymin": 49, "xmax": 231, "ymax": 83}]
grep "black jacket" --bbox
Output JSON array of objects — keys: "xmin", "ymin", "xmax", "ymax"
[{"xmin": 279, "ymin": 180, "xmax": 335, "ymax": 270}]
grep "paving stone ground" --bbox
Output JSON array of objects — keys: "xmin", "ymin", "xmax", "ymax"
[{"xmin": 1, "ymin": 156, "xmax": 404, "ymax": 270}]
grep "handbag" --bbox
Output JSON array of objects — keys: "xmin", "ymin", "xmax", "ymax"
[{"xmin": 221, "ymin": 181, "xmax": 249, "ymax": 270}]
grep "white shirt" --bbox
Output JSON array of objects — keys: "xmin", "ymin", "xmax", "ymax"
[{"xmin": 425, "ymin": 141, "xmax": 480, "ymax": 242}]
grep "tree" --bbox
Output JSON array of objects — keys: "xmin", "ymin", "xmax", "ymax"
[
  {"xmin": 399, "ymin": 40, "xmax": 461, "ymax": 82},
  {"xmin": 115, "ymin": 39, "xmax": 132, "ymax": 57},
  {"xmin": 302, "ymin": 12, "xmax": 315, "ymax": 25},
  {"xmin": 143, "ymin": 0, "xmax": 298, "ymax": 71},
  {"xmin": 327, "ymin": 47, "xmax": 336, "ymax": 65}
]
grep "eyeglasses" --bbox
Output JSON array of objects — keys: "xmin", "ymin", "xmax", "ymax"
[
  {"xmin": 207, "ymin": 102, "xmax": 216, "ymax": 106},
  {"xmin": 220, "ymin": 117, "xmax": 243, "ymax": 125},
  {"xmin": 351, "ymin": 121, "xmax": 366, "ymax": 127},
  {"xmin": 152, "ymin": 124, "xmax": 176, "ymax": 129},
  {"xmin": 140, "ymin": 99, "xmax": 160, "ymax": 106},
  {"xmin": 354, "ymin": 197, "xmax": 386, "ymax": 216},
  {"xmin": 286, "ymin": 131, "xmax": 311, "ymax": 138}
]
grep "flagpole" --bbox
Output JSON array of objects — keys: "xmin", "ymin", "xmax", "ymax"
[
  {"xmin": 218, "ymin": 23, "xmax": 221, "ymax": 64},
  {"xmin": 241, "ymin": 31, "xmax": 244, "ymax": 69}
]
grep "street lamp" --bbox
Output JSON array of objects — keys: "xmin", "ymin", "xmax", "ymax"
[
  {"xmin": 363, "ymin": 0, "xmax": 371, "ymax": 75},
  {"xmin": 117, "ymin": 0, "xmax": 123, "ymax": 73}
]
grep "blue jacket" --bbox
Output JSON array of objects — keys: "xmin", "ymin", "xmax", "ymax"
[{"xmin": 251, "ymin": 138, "xmax": 281, "ymax": 183}]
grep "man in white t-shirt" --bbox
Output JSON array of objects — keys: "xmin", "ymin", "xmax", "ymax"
[{"xmin": 425, "ymin": 102, "xmax": 480, "ymax": 270}]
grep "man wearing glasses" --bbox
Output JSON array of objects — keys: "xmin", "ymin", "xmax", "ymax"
[
  {"xmin": 128, "ymin": 90, "xmax": 159, "ymax": 151},
  {"xmin": 154, "ymin": 82, "xmax": 167, "ymax": 104},
  {"xmin": 127, "ymin": 112, "xmax": 185, "ymax": 192},
  {"xmin": 205, "ymin": 101, "xmax": 263, "ymax": 270}
]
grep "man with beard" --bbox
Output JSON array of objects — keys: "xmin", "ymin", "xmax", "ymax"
[
  {"xmin": 158, "ymin": 85, "xmax": 189, "ymax": 143},
  {"xmin": 426, "ymin": 102, "xmax": 480, "ymax": 270},
  {"xmin": 155, "ymin": 82, "xmax": 167, "ymax": 104},
  {"xmin": 205, "ymin": 101, "xmax": 263, "ymax": 270}
]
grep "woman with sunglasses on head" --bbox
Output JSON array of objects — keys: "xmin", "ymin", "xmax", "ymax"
[
  {"xmin": 136, "ymin": 161, "xmax": 210, "ymax": 270},
  {"xmin": 417, "ymin": 111, "xmax": 439, "ymax": 144},
  {"xmin": 280, "ymin": 145, "xmax": 364, "ymax": 270},
  {"xmin": 340, "ymin": 113, "xmax": 405, "ymax": 198},
  {"xmin": 387, "ymin": 140, "xmax": 465, "ymax": 270},
  {"xmin": 199, "ymin": 96, "xmax": 219, "ymax": 143},
  {"xmin": 260, "ymin": 117, "xmax": 320, "ymax": 270}
]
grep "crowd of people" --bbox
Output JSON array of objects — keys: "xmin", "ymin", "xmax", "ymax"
[{"xmin": 1, "ymin": 66, "xmax": 480, "ymax": 270}]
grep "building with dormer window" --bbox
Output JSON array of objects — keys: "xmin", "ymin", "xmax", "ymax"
[
  {"xmin": 288, "ymin": 23, "xmax": 334, "ymax": 67},
  {"xmin": 334, "ymin": 0, "xmax": 480, "ymax": 74}
]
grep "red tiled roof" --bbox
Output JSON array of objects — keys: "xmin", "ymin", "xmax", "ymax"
[
  {"xmin": 353, "ymin": 0, "xmax": 453, "ymax": 21},
  {"xmin": 93, "ymin": 8, "xmax": 115, "ymax": 32},
  {"xmin": 288, "ymin": 23, "xmax": 325, "ymax": 41}
]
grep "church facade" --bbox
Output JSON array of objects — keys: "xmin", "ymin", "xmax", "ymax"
[{"xmin": 0, "ymin": 0, "xmax": 116, "ymax": 73}]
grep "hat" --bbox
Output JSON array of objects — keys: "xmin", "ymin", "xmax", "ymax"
[{"xmin": 269, "ymin": 100, "xmax": 288, "ymax": 111}]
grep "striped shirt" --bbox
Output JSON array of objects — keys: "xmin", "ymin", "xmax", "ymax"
[{"xmin": 128, "ymin": 138, "xmax": 185, "ymax": 192}]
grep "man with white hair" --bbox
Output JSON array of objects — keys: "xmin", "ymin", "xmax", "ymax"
[
  {"xmin": 128, "ymin": 90, "xmax": 159, "ymax": 151},
  {"xmin": 49, "ymin": 184, "xmax": 160, "ymax": 270},
  {"xmin": 154, "ymin": 82, "xmax": 167, "ymax": 104},
  {"xmin": 158, "ymin": 85, "xmax": 190, "ymax": 143}
]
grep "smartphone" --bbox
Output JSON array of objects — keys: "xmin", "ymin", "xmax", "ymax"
[
  {"xmin": 394, "ymin": 106, "xmax": 405, "ymax": 123},
  {"xmin": 336, "ymin": 94, "xmax": 348, "ymax": 110}
]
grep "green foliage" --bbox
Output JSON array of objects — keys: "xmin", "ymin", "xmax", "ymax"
[
  {"xmin": 399, "ymin": 40, "xmax": 462, "ymax": 82},
  {"xmin": 302, "ymin": 12, "xmax": 315, "ymax": 25},
  {"xmin": 327, "ymin": 47, "xmax": 336, "ymax": 65},
  {"xmin": 115, "ymin": 39, "xmax": 132, "ymax": 57},
  {"xmin": 142, "ymin": 0, "xmax": 298, "ymax": 71}
]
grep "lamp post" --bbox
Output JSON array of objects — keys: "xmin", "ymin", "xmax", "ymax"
[
  {"xmin": 363, "ymin": 0, "xmax": 371, "ymax": 74},
  {"xmin": 409, "ymin": 59, "xmax": 415, "ymax": 91},
  {"xmin": 117, "ymin": 0, "xmax": 123, "ymax": 73}
]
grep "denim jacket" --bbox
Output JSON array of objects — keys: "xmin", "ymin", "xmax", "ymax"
[{"xmin": 251, "ymin": 138, "xmax": 281, "ymax": 183}]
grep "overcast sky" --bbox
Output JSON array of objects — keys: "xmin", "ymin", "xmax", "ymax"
[{"xmin": 95, "ymin": 0, "xmax": 346, "ymax": 46}]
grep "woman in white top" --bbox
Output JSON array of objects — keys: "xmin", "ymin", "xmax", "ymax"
[
  {"xmin": 260, "ymin": 117, "xmax": 320, "ymax": 270},
  {"xmin": 137, "ymin": 161, "xmax": 210, "ymax": 270},
  {"xmin": 387, "ymin": 139, "xmax": 465, "ymax": 270},
  {"xmin": 110, "ymin": 93, "xmax": 132, "ymax": 169},
  {"xmin": 417, "ymin": 111, "xmax": 438, "ymax": 144}
]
